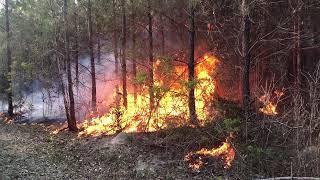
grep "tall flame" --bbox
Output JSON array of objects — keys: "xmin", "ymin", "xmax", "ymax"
[{"xmin": 78, "ymin": 53, "xmax": 219, "ymax": 136}]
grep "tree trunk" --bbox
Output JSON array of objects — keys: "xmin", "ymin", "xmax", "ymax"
[
  {"xmin": 97, "ymin": 37, "xmax": 101, "ymax": 64},
  {"xmin": 294, "ymin": 2, "xmax": 302, "ymax": 87},
  {"xmin": 121, "ymin": 0, "xmax": 128, "ymax": 108},
  {"xmin": 241, "ymin": 0, "xmax": 251, "ymax": 138},
  {"xmin": 131, "ymin": 0, "xmax": 137, "ymax": 105},
  {"xmin": 74, "ymin": 0, "xmax": 79, "ymax": 88},
  {"xmin": 64, "ymin": 0, "xmax": 78, "ymax": 131},
  {"xmin": 57, "ymin": 57, "xmax": 70, "ymax": 123},
  {"xmin": 148, "ymin": 0, "xmax": 155, "ymax": 111},
  {"xmin": 75, "ymin": 33, "xmax": 79, "ymax": 89},
  {"xmin": 159, "ymin": 1, "xmax": 165, "ymax": 55},
  {"xmin": 160, "ymin": 18, "xmax": 165, "ymax": 56},
  {"xmin": 113, "ymin": 0, "xmax": 121, "ymax": 124},
  {"xmin": 73, "ymin": 0, "xmax": 80, "ymax": 119},
  {"xmin": 188, "ymin": 1, "xmax": 199, "ymax": 126},
  {"xmin": 5, "ymin": 0, "xmax": 13, "ymax": 117},
  {"xmin": 88, "ymin": 0, "xmax": 97, "ymax": 113}
]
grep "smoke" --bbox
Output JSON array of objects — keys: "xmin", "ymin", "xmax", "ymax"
[
  {"xmin": 22, "ymin": 90, "xmax": 66, "ymax": 122},
  {"xmin": 0, "ymin": 51, "xmax": 117, "ymax": 124},
  {"xmin": 74, "ymin": 52, "xmax": 116, "ymax": 120}
]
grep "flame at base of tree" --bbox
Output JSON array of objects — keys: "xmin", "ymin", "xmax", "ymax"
[
  {"xmin": 78, "ymin": 53, "xmax": 219, "ymax": 137},
  {"xmin": 185, "ymin": 134, "xmax": 235, "ymax": 170}
]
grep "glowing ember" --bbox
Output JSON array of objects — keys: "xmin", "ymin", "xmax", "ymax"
[
  {"xmin": 184, "ymin": 155, "xmax": 205, "ymax": 171},
  {"xmin": 78, "ymin": 53, "xmax": 219, "ymax": 136},
  {"xmin": 0, "ymin": 113, "xmax": 13, "ymax": 124},
  {"xmin": 185, "ymin": 134, "xmax": 235, "ymax": 170},
  {"xmin": 50, "ymin": 124, "xmax": 68, "ymax": 135},
  {"xmin": 259, "ymin": 89, "xmax": 284, "ymax": 116}
]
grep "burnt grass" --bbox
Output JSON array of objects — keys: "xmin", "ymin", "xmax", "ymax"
[{"xmin": 0, "ymin": 118, "xmax": 241, "ymax": 179}]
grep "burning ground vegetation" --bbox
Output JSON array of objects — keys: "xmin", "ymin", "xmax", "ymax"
[
  {"xmin": 78, "ymin": 53, "xmax": 219, "ymax": 137},
  {"xmin": 75, "ymin": 52, "xmax": 284, "ymax": 138},
  {"xmin": 49, "ymin": 52, "xmax": 285, "ymax": 174},
  {"xmin": 78, "ymin": 53, "xmax": 238, "ymax": 172},
  {"xmin": 0, "ymin": 52, "xmax": 287, "ymax": 178}
]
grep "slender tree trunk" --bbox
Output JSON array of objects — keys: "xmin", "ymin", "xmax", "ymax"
[
  {"xmin": 241, "ymin": 0, "xmax": 251, "ymax": 138},
  {"xmin": 75, "ymin": 35, "xmax": 79, "ymax": 88},
  {"xmin": 294, "ymin": 2, "xmax": 302, "ymax": 87},
  {"xmin": 5, "ymin": 0, "xmax": 13, "ymax": 117},
  {"xmin": 64, "ymin": 0, "xmax": 78, "ymax": 131},
  {"xmin": 74, "ymin": 0, "xmax": 79, "ymax": 88},
  {"xmin": 131, "ymin": 1, "xmax": 137, "ymax": 105},
  {"xmin": 121, "ymin": 0, "xmax": 128, "ymax": 108},
  {"xmin": 159, "ymin": 1, "xmax": 165, "ymax": 55},
  {"xmin": 148, "ymin": 1, "xmax": 155, "ymax": 111},
  {"xmin": 88, "ymin": 0, "xmax": 97, "ymax": 113},
  {"xmin": 97, "ymin": 37, "xmax": 101, "ymax": 64},
  {"xmin": 73, "ymin": 0, "xmax": 79, "ymax": 120},
  {"xmin": 160, "ymin": 18, "xmax": 165, "ymax": 55},
  {"xmin": 188, "ymin": 1, "xmax": 198, "ymax": 126},
  {"xmin": 113, "ymin": 0, "xmax": 121, "ymax": 125},
  {"xmin": 56, "ymin": 56, "xmax": 70, "ymax": 123}
]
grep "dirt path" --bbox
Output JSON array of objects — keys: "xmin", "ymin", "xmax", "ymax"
[{"xmin": 0, "ymin": 120, "xmax": 206, "ymax": 179}]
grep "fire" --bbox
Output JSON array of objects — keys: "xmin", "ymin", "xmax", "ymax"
[
  {"xmin": 259, "ymin": 90, "xmax": 284, "ymax": 116},
  {"xmin": 50, "ymin": 124, "xmax": 68, "ymax": 135},
  {"xmin": 185, "ymin": 134, "xmax": 235, "ymax": 170},
  {"xmin": 78, "ymin": 53, "xmax": 219, "ymax": 136},
  {"xmin": 0, "ymin": 113, "xmax": 13, "ymax": 124}
]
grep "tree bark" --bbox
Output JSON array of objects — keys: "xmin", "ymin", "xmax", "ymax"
[
  {"xmin": 64, "ymin": 0, "xmax": 78, "ymax": 131},
  {"xmin": 159, "ymin": 1, "xmax": 165, "ymax": 55},
  {"xmin": 74, "ymin": 0, "xmax": 79, "ymax": 88},
  {"xmin": 188, "ymin": 1, "xmax": 198, "ymax": 126},
  {"xmin": 97, "ymin": 37, "xmax": 101, "ymax": 64},
  {"xmin": 131, "ymin": 1, "xmax": 137, "ymax": 105},
  {"xmin": 241, "ymin": 0, "xmax": 251, "ymax": 138},
  {"xmin": 113, "ymin": 0, "xmax": 121, "ymax": 124},
  {"xmin": 5, "ymin": 0, "xmax": 13, "ymax": 117},
  {"xmin": 121, "ymin": 0, "xmax": 128, "ymax": 108},
  {"xmin": 88, "ymin": 0, "xmax": 97, "ymax": 113},
  {"xmin": 148, "ymin": 0, "xmax": 155, "ymax": 111},
  {"xmin": 294, "ymin": 2, "xmax": 302, "ymax": 87},
  {"xmin": 72, "ymin": 0, "xmax": 80, "ymax": 119},
  {"xmin": 75, "ymin": 32, "xmax": 79, "ymax": 89}
]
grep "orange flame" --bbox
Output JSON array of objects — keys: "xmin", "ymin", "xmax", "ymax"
[
  {"xmin": 259, "ymin": 90, "xmax": 284, "ymax": 116},
  {"xmin": 78, "ymin": 53, "xmax": 219, "ymax": 136},
  {"xmin": 0, "ymin": 113, "xmax": 13, "ymax": 124},
  {"xmin": 185, "ymin": 134, "xmax": 235, "ymax": 170}
]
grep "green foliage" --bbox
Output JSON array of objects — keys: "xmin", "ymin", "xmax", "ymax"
[
  {"xmin": 244, "ymin": 145, "xmax": 284, "ymax": 172},
  {"xmin": 135, "ymin": 70, "xmax": 147, "ymax": 85},
  {"xmin": 185, "ymin": 79, "xmax": 197, "ymax": 89},
  {"xmin": 246, "ymin": 145, "xmax": 274, "ymax": 158},
  {"xmin": 157, "ymin": 56, "xmax": 174, "ymax": 73},
  {"xmin": 223, "ymin": 117, "xmax": 241, "ymax": 133},
  {"xmin": 214, "ymin": 117, "xmax": 241, "ymax": 135},
  {"xmin": 214, "ymin": 97, "xmax": 242, "ymax": 119},
  {"xmin": 153, "ymin": 85, "xmax": 170, "ymax": 101}
]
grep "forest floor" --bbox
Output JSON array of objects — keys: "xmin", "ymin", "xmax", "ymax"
[{"xmin": 0, "ymin": 118, "xmax": 235, "ymax": 179}]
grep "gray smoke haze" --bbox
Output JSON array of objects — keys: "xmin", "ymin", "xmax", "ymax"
[{"xmin": 1, "ymin": 52, "xmax": 117, "ymax": 124}]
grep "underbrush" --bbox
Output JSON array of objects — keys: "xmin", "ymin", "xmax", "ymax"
[{"xmin": 2, "ymin": 93, "xmax": 320, "ymax": 179}]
